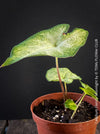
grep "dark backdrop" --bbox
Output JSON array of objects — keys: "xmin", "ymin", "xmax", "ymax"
[{"xmin": 0, "ymin": 0, "xmax": 100, "ymax": 119}]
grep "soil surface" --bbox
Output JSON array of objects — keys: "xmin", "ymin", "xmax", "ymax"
[{"xmin": 33, "ymin": 99, "xmax": 100, "ymax": 123}]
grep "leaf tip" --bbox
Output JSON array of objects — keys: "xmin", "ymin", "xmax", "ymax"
[
  {"xmin": 0, "ymin": 65, "xmax": 3, "ymax": 69},
  {"xmin": 0, "ymin": 63, "xmax": 5, "ymax": 68}
]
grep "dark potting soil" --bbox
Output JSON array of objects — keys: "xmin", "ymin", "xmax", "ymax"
[{"xmin": 33, "ymin": 99, "xmax": 100, "ymax": 123}]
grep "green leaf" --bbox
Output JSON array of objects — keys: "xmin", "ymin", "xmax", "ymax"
[
  {"xmin": 80, "ymin": 81, "xmax": 98, "ymax": 100},
  {"xmin": 79, "ymin": 87, "xmax": 98, "ymax": 100},
  {"xmin": 1, "ymin": 24, "xmax": 88, "ymax": 67},
  {"xmin": 46, "ymin": 68, "xmax": 82, "ymax": 84},
  {"xmin": 80, "ymin": 81, "xmax": 97, "ymax": 95},
  {"xmin": 64, "ymin": 99, "xmax": 77, "ymax": 110}
]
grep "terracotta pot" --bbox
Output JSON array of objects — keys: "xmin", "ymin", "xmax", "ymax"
[{"xmin": 30, "ymin": 92, "xmax": 100, "ymax": 134}]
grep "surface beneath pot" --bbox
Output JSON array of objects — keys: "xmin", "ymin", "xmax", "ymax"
[{"xmin": 34, "ymin": 99, "xmax": 100, "ymax": 123}]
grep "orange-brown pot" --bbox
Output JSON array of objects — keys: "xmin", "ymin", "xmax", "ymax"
[{"xmin": 30, "ymin": 92, "xmax": 100, "ymax": 134}]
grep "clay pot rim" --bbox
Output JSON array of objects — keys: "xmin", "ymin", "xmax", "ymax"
[{"xmin": 30, "ymin": 92, "xmax": 100, "ymax": 125}]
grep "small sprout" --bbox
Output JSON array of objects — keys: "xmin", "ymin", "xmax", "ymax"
[
  {"xmin": 71, "ymin": 81, "xmax": 98, "ymax": 119},
  {"xmin": 80, "ymin": 81, "xmax": 98, "ymax": 100},
  {"xmin": 64, "ymin": 99, "xmax": 77, "ymax": 110},
  {"xmin": 71, "ymin": 93, "xmax": 86, "ymax": 119},
  {"xmin": 80, "ymin": 81, "xmax": 97, "ymax": 95}
]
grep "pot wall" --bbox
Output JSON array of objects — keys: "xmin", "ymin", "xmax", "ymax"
[{"xmin": 31, "ymin": 92, "xmax": 100, "ymax": 134}]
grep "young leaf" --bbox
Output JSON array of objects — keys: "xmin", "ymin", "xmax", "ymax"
[
  {"xmin": 79, "ymin": 87, "xmax": 98, "ymax": 100},
  {"xmin": 80, "ymin": 81, "xmax": 97, "ymax": 95},
  {"xmin": 80, "ymin": 81, "xmax": 98, "ymax": 100},
  {"xmin": 65, "ymin": 99, "xmax": 77, "ymax": 110},
  {"xmin": 1, "ymin": 24, "xmax": 88, "ymax": 67},
  {"xmin": 46, "ymin": 68, "xmax": 82, "ymax": 84}
]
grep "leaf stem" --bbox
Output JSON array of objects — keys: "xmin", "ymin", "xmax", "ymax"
[
  {"xmin": 64, "ymin": 82, "xmax": 67, "ymax": 100},
  {"xmin": 75, "ymin": 93, "xmax": 85, "ymax": 104},
  {"xmin": 71, "ymin": 93, "xmax": 86, "ymax": 119},
  {"xmin": 55, "ymin": 57, "xmax": 65, "ymax": 101}
]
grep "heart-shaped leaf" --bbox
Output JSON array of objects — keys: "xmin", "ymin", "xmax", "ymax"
[
  {"xmin": 65, "ymin": 99, "xmax": 77, "ymax": 110},
  {"xmin": 80, "ymin": 81, "xmax": 98, "ymax": 100},
  {"xmin": 1, "ymin": 24, "xmax": 88, "ymax": 67},
  {"xmin": 46, "ymin": 68, "xmax": 82, "ymax": 84}
]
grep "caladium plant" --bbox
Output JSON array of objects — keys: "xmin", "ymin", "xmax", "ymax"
[{"xmin": 0, "ymin": 24, "xmax": 97, "ymax": 120}]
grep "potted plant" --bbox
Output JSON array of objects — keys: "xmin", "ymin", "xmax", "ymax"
[{"xmin": 0, "ymin": 24, "xmax": 100, "ymax": 134}]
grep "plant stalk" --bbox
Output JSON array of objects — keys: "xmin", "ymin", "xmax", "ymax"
[
  {"xmin": 71, "ymin": 93, "xmax": 86, "ymax": 119},
  {"xmin": 64, "ymin": 82, "xmax": 68, "ymax": 100},
  {"xmin": 55, "ymin": 57, "xmax": 65, "ymax": 101},
  {"xmin": 75, "ymin": 93, "xmax": 85, "ymax": 104}
]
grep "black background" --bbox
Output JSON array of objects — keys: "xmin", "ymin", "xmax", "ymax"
[{"xmin": 0, "ymin": 0, "xmax": 100, "ymax": 119}]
